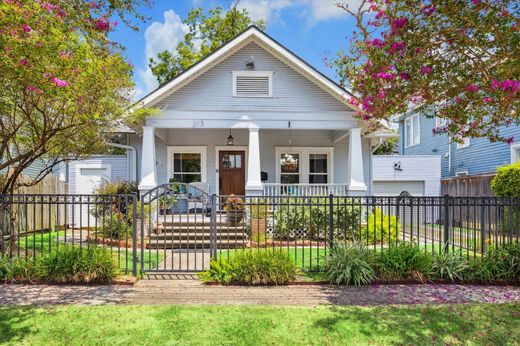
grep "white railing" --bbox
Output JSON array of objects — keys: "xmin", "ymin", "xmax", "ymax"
[{"xmin": 263, "ymin": 183, "xmax": 349, "ymax": 196}]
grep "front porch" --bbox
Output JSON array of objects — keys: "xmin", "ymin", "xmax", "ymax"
[{"xmin": 136, "ymin": 127, "xmax": 372, "ymax": 196}]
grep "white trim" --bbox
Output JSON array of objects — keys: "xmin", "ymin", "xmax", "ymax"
[
  {"xmin": 232, "ymin": 71, "xmax": 273, "ymax": 97},
  {"xmin": 275, "ymin": 147, "xmax": 334, "ymax": 184},
  {"xmin": 511, "ymin": 142, "xmax": 520, "ymax": 163},
  {"xmin": 404, "ymin": 114, "xmax": 420, "ymax": 148},
  {"xmin": 215, "ymin": 146, "xmax": 249, "ymax": 195},
  {"xmin": 455, "ymin": 170, "xmax": 469, "ymax": 177},
  {"xmin": 75, "ymin": 163, "xmax": 111, "ymax": 194},
  {"xmin": 456, "ymin": 137, "xmax": 470, "ymax": 149},
  {"xmin": 137, "ymin": 27, "xmax": 356, "ymax": 111},
  {"xmin": 166, "ymin": 146, "xmax": 207, "ymax": 183}
]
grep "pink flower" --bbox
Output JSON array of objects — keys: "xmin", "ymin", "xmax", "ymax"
[
  {"xmin": 482, "ymin": 97, "xmax": 493, "ymax": 103},
  {"xmin": 348, "ymin": 97, "xmax": 359, "ymax": 107},
  {"xmin": 391, "ymin": 17, "xmax": 408, "ymax": 34},
  {"xmin": 377, "ymin": 89, "xmax": 386, "ymax": 99},
  {"xmin": 420, "ymin": 66, "xmax": 432, "ymax": 75},
  {"xmin": 498, "ymin": 80, "xmax": 519, "ymax": 93},
  {"xmin": 93, "ymin": 19, "xmax": 111, "ymax": 32},
  {"xmin": 506, "ymin": 136, "xmax": 515, "ymax": 144},
  {"xmin": 376, "ymin": 72, "xmax": 395, "ymax": 80},
  {"xmin": 41, "ymin": 2, "xmax": 55, "ymax": 11},
  {"xmin": 471, "ymin": 0, "xmax": 479, "ymax": 5},
  {"xmin": 26, "ymin": 85, "xmax": 42, "ymax": 93},
  {"xmin": 22, "ymin": 24, "xmax": 32, "ymax": 32},
  {"xmin": 375, "ymin": 10, "xmax": 386, "ymax": 20},
  {"xmin": 399, "ymin": 72, "xmax": 410, "ymax": 80},
  {"xmin": 465, "ymin": 85, "xmax": 479, "ymax": 92},
  {"xmin": 490, "ymin": 79, "xmax": 499, "ymax": 90},
  {"xmin": 421, "ymin": 5, "xmax": 436, "ymax": 17},
  {"xmin": 367, "ymin": 38, "xmax": 386, "ymax": 48},
  {"xmin": 19, "ymin": 59, "xmax": 28, "ymax": 66},
  {"xmin": 51, "ymin": 77, "xmax": 68, "ymax": 87}
]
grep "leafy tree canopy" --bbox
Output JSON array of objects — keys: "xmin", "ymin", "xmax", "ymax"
[
  {"xmin": 0, "ymin": 0, "xmax": 150, "ymax": 193},
  {"xmin": 333, "ymin": 0, "xmax": 519, "ymax": 142},
  {"xmin": 149, "ymin": 5, "xmax": 266, "ymax": 85}
]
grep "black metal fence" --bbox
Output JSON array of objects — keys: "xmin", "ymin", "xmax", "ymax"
[{"xmin": 1, "ymin": 191, "xmax": 519, "ymax": 275}]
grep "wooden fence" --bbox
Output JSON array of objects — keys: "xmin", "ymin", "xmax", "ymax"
[{"xmin": 5, "ymin": 174, "xmax": 69, "ymax": 234}]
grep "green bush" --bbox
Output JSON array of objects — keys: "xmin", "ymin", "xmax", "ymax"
[
  {"xmin": 231, "ymin": 249, "xmax": 296, "ymax": 285},
  {"xmin": 100, "ymin": 214, "xmax": 133, "ymax": 240},
  {"xmin": 274, "ymin": 197, "xmax": 361, "ymax": 240},
  {"xmin": 473, "ymin": 244, "xmax": 520, "ymax": 282},
  {"xmin": 491, "ymin": 162, "xmax": 520, "ymax": 197},
  {"xmin": 35, "ymin": 245, "xmax": 117, "ymax": 284},
  {"xmin": 0, "ymin": 257, "xmax": 37, "ymax": 282},
  {"xmin": 363, "ymin": 208, "xmax": 400, "ymax": 244},
  {"xmin": 375, "ymin": 242, "xmax": 433, "ymax": 281},
  {"xmin": 322, "ymin": 242, "xmax": 376, "ymax": 286},
  {"xmin": 198, "ymin": 258, "xmax": 235, "ymax": 284},
  {"xmin": 432, "ymin": 252, "xmax": 468, "ymax": 281}
]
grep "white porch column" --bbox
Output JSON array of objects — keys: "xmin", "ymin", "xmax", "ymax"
[
  {"xmin": 245, "ymin": 127, "xmax": 263, "ymax": 195},
  {"xmin": 347, "ymin": 128, "xmax": 367, "ymax": 193},
  {"xmin": 138, "ymin": 126, "xmax": 157, "ymax": 193}
]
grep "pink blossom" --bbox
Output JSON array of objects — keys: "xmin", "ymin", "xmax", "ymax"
[
  {"xmin": 93, "ymin": 19, "xmax": 110, "ymax": 32},
  {"xmin": 420, "ymin": 66, "xmax": 432, "ymax": 75},
  {"xmin": 421, "ymin": 5, "xmax": 436, "ymax": 17},
  {"xmin": 482, "ymin": 97, "xmax": 493, "ymax": 103},
  {"xmin": 498, "ymin": 80, "xmax": 519, "ymax": 93},
  {"xmin": 471, "ymin": 0, "xmax": 479, "ymax": 5},
  {"xmin": 399, "ymin": 72, "xmax": 410, "ymax": 80},
  {"xmin": 506, "ymin": 136, "xmax": 515, "ymax": 144},
  {"xmin": 376, "ymin": 72, "xmax": 395, "ymax": 80},
  {"xmin": 377, "ymin": 89, "xmax": 386, "ymax": 99},
  {"xmin": 367, "ymin": 38, "xmax": 386, "ymax": 48},
  {"xmin": 26, "ymin": 85, "xmax": 42, "ymax": 93},
  {"xmin": 41, "ymin": 2, "xmax": 55, "ymax": 11},
  {"xmin": 19, "ymin": 59, "xmax": 28, "ymax": 66},
  {"xmin": 391, "ymin": 17, "xmax": 408, "ymax": 34},
  {"xmin": 411, "ymin": 94, "xmax": 424, "ymax": 103},
  {"xmin": 51, "ymin": 77, "xmax": 68, "ymax": 87},
  {"xmin": 348, "ymin": 97, "xmax": 359, "ymax": 107},
  {"xmin": 465, "ymin": 85, "xmax": 479, "ymax": 92},
  {"xmin": 490, "ymin": 79, "xmax": 499, "ymax": 90},
  {"xmin": 375, "ymin": 10, "xmax": 386, "ymax": 20},
  {"xmin": 22, "ymin": 24, "xmax": 32, "ymax": 32}
]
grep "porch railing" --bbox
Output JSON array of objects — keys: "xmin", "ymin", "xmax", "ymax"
[{"xmin": 263, "ymin": 183, "xmax": 348, "ymax": 196}]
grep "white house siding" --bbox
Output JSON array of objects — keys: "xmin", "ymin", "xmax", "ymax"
[
  {"xmin": 371, "ymin": 155, "xmax": 441, "ymax": 196},
  {"xmin": 68, "ymin": 156, "xmax": 129, "ymax": 194},
  {"xmin": 129, "ymin": 129, "xmax": 371, "ymax": 195}
]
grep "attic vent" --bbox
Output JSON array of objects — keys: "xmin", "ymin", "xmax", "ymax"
[{"xmin": 233, "ymin": 71, "xmax": 273, "ymax": 97}]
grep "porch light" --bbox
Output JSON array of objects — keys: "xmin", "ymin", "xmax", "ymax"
[{"xmin": 227, "ymin": 129, "xmax": 234, "ymax": 146}]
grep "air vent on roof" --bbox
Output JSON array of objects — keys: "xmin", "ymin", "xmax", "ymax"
[{"xmin": 233, "ymin": 71, "xmax": 272, "ymax": 97}]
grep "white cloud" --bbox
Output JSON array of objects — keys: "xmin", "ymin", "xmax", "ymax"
[
  {"xmin": 237, "ymin": 0, "xmax": 295, "ymax": 23},
  {"xmin": 139, "ymin": 9, "xmax": 187, "ymax": 92}
]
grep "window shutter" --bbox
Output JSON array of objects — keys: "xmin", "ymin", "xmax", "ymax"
[{"xmin": 235, "ymin": 75, "xmax": 271, "ymax": 96}]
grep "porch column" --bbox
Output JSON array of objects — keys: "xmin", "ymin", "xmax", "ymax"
[
  {"xmin": 138, "ymin": 126, "xmax": 157, "ymax": 193},
  {"xmin": 245, "ymin": 127, "xmax": 263, "ymax": 195},
  {"xmin": 347, "ymin": 128, "xmax": 367, "ymax": 194}
]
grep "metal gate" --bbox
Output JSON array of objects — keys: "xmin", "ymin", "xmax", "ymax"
[{"xmin": 139, "ymin": 183, "xmax": 216, "ymax": 273}]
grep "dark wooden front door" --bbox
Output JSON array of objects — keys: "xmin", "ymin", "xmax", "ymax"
[{"xmin": 219, "ymin": 151, "xmax": 245, "ymax": 196}]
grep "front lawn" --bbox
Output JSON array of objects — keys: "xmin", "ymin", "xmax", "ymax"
[{"xmin": 0, "ymin": 304, "xmax": 518, "ymax": 345}]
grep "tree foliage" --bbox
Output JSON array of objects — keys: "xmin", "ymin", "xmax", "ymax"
[
  {"xmin": 333, "ymin": 0, "xmax": 519, "ymax": 142},
  {"xmin": 149, "ymin": 5, "xmax": 266, "ymax": 85},
  {"xmin": 0, "ymin": 0, "xmax": 149, "ymax": 194}
]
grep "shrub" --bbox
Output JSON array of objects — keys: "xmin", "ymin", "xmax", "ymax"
[
  {"xmin": 432, "ymin": 252, "xmax": 468, "ymax": 281},
  {"xmin": 249, "ymin": 198, "xmax": 268, "ymax": 219},
  {"xmin": 0, "ymin": 257, "xmax": 37, "ymax": 282},
  {"xmin": 474, "ymin": 244, "xmax": 520, "ymax": 282},
  {"xmin": 230, "ymin": 249, "xmax": 296, "ymax": 285},
  {"xmin": 93, "ymin": 180, "xmax": 139, "ymax": 195},
  {"xmin": 100, "ymin": 214, "xmax": 133, "ymax": 240},
  {"xmin": 322, "ymin": 242, "xmax": 376, "ymax": 285},
  {"xmin": 35, "ymin": 245, "xmax": 117, "ymax": 284},
  {"xmin": 198, "ymin": 258, "xmax": 235, "ymax": 284},
  {"xmin": 375, "ymin": 242, "xmax": 433, "ymax": 281},
  {"xmin": 491, "ymin": 162, "xmax": 520, "ymax": 197},
  {"xmin": 364, "ymin": 208, "xmax": 400, "ymax": 244}
]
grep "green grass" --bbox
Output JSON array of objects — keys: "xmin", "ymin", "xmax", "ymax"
[
  {"xmin": 16, "ymin": 231, "xmax": 164, "ymax": 275},
  {"xmin": 0, "ymin": 304, "xmax": 518, "ymax": 345}
]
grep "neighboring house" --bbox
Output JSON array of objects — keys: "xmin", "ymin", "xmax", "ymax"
[
  {"xmin": 399, "ymin": 111, "xmax": 520, "ymax": 178},
  {"xmin": 67, "ymin": 26, "xmax": 438, "ymax": 198}
]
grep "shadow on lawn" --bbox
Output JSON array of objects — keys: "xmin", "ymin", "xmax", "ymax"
[
  {"xmin": 313, "ymin": 304, "xmax": 520, "ymax": 345},
  {"xmin": 0, "ymin": 307, "xmax": 35, "ymax": 344}
]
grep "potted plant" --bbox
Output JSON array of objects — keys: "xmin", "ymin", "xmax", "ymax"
[
  {"xmin": 224, "ymin": 195, "xmax": 244, "ymax": 225},
  {"xmin": 250, "ymin": 198, "xmax": 268, "ymax": 243}
]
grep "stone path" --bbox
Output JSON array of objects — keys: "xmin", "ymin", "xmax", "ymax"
[{"xmin": 1, "ymin": 280, "xmax": 519, "ymax": 306}]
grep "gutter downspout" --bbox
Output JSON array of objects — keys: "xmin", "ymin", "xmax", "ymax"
[
  {"xmin": 447, "ymin": 138, "xmax": 452, "ymax": 177},
  {"xmin": 369, "ymin": 138, "xmax": 383, "ymax": 195},
  {"xmin": 107, "ymin": 142, "xmax": 137, "ymax": 182}
]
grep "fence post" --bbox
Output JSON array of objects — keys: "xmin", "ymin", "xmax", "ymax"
[
  {"xmin": 132, "ymin": 194, "xmax": 137, "ymax": 277},
  {"xmin": 210, "ymin": 194, "xmax": 217, "ymax": 260},
  {"xmin": 443, "ymin": 194, "xmax": 450, "ymax": 253},
  {"xmin": 328, "ymin": 194, "xmax": 334, "ymax": 252},
  {"xmin": 480, "ymin": 197, "xmax": 486, "ymax": 255}
]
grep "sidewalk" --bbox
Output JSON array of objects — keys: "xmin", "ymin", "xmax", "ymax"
[{"xmin": 1, "ymin": 280, "xmax": 519, "ymax": 306}]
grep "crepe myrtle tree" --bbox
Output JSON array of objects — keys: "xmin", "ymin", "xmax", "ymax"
[
  {"xmin": 331, "ymin": 0, "xmax": 519, "ymax": 142},
  {"xmin": 0, "ymin": 0, "xmax": 152, "ymax": 195}
]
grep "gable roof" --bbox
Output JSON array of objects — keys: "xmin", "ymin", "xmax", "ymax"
[{"xmin": 137, "ymin": 25, "xmax": 356, "ymax": 111}]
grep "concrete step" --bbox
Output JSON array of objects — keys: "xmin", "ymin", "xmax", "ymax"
[
  {"xmin": 146, "ymin": 240, "xmax": 246, "ymax": 249},
  {"xmin": 153, "ymin": 225, "xmax": 247, "ymax": 233},
  {"xmin": 148, "ymin": 232, "xmax": 247, "ymax": 241}
]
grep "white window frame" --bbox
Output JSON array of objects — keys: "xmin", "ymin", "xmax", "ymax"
[
  {"xmin": 167, "ymin": 146, "xmax": 207, "ymax": 183},
  {"xmin": 232, "ymin": 71, "xmax": 273, "ymax": 98},
  {"xmin": 456, "ymin": 137, "xmax": 470, "ymax": 149},
  {"xmin": 275, "ymin": 147, "xmax": 334, "ymax": 184},
  {"xmin": 435, "ymin": 116, "xmax": 448, "ymax": 128},
  {"xmin": 404, "ymin": 114, "xmax": 420, "ymax": 148},
  {"xmin": 511, "ymin": 142, "xmax": 520, "ymax": 163}
]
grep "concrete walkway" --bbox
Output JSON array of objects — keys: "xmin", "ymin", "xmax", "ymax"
[{"xmin": 1, "ymin": 280, "xmax": 519, "ymax": 306}]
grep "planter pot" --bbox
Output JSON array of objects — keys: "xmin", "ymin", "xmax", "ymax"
[
  {"xmin": 250, "ymin": 218, "xmax": 267, "ymax": 242},
  {"xmin": 226, "ymin": 210, "xmax": 244, "ymax": 225}
]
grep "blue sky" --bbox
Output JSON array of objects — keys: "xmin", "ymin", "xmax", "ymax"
[{"xmin": 109, "ymin": 0, "xmax": 361, "ymax": 100}]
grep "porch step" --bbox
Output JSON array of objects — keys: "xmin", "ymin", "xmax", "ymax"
[
  {"xmin": 146, "ymin": 239, "xmax": 246, "ymax": 249},
  {"xmin": 148, "ymin": 231, "xmax": 247, "ymax": 242},
  {"xmin": 153, "ymin": 223, "xmax": 246, "ymax": 233}
]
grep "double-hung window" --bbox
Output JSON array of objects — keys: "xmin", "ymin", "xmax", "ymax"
[
  {"xmin": 276, "ymin": 148, "xmax": 333, "ymax": 184},
  {"xmin": 404, "ymin": 115, "xmax": 420, "ymax": 147},
  {"xmin": 167, "ymin": 147, "xmax": 207, "ymax": 184}
]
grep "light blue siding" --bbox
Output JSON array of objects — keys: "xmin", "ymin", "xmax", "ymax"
[
  {"xmin": 68, "ymin": 156, "xmax": 129, "ymax": 194},
  {"xmin": 400, "ymin": 112, "xmax": 520, "ymax": 177}
]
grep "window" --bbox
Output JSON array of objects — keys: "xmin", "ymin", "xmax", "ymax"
[
  {"xmin": 456, "ymin": 137, "xmax": 470, "ymax": 149},
  {"xmin": 435, "ymin": 117, "xmax": 448, "ymax": 128},
  {"xmin": 280, "ymin": 153, "xmax": 300, "ymax": 184},
  {"xmin": 276, "ymin": 147, "xmax": 333, "ymax": 184},
  {"xmin": 309, "ymin": 154, "xmax": 328, "ymax": 183},
  {"xmin": 167, "ymin": 147, "xmax": 206, "ymax": 184},
  {"xmin": 511, "ymin": 143, "xmax": 520, "ymax": 163},
  {"xmin": 404, "ymin": 115, "xmax": 420, "ymax": 147},
  {"xmin": 455, "ymin": 171, "xmax": 469, "ymax": 177},
  {"xmin": 232, "ymin": 71, "xmax": 273, "ymax": 97}
]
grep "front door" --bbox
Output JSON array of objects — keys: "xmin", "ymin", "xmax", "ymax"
[{"xmin": 219, "ymin": 151, "xmax": 245, "ymax": 196}]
